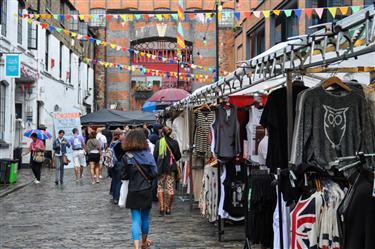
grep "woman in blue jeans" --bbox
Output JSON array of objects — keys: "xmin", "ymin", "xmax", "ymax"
[{"xmin": 121, "ymin": 129, "xmax": 157, "ymax": 249}]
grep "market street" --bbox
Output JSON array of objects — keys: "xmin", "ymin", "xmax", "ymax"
[{"xmin": 0, "ymin": 168, "xmax": 243, "ymax": 249}]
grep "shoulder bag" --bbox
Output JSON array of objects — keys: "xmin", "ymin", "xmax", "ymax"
[
  {"xmin": 126, "ymin": 152, "xmax": 151, "ymax": 185},
  {"xmin": 166, "ymin": 142, "xmax": 182, "ymax": 181},
  {"xmin": 33, "ymin": 151, "xmax": 45, "ymax": 163}
]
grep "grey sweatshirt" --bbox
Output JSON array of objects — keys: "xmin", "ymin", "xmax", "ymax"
[
  {"xmin": 290, "ymin": 85, "xmax": 374, "ymax": 171},
  {"xmin": 212, "ymin": 104, "xmax": 241, "ymax": 159}
]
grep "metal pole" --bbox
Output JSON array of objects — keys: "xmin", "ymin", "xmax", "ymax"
[
  {"xmin": 177, "ymin": 60, "xmax": 180, "ymax": 88},
  {"xmin": 215, "ymin": 1, "xmax": 220, "ymax": 82},
  {"xmin": 286, "ymin": 70, "xmax": 294, "ymax": 160}
]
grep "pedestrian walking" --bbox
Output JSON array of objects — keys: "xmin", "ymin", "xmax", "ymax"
[
  {"xmin": 96, "ymin": 127, "xmax": 108, "ymax": 179},
  {"xmin": 144, "ymin": 128, "xmax": 155, "ymax": 154},
  {"xmin": 52, "ymin": 130, "xmax": 70, "ymax": 185},
  {"xmin": 148, "ymin": 123, "xmax": 162, "ymax": 145},
  {"xmin": 87, "ymin": 131, "xmax": 102, "ymax": 184},
  {"xmin": 121, "ymin": 129, "xmax": 157, "ymax": 249},
  {"xmin": 154, "ymin": 127, "xmax": 181, "ymax": 216},
  {"xmin": 110, "ymin": 129, "xmax": 125, "ymax": 204},
  {"xmin": 24, "ymin": 133, "xmax": 45, "ymax": 184},
  {"xmin": 70, "ymin": 128, "xmax": 86, "ymax": 181}
]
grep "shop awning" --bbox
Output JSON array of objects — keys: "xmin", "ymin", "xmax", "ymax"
[{"xmin": 80, "ymin": 109, "xmax": 156, "ymax": 126}]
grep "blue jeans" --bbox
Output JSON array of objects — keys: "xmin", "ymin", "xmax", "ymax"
[
  {"xmin": 112, "ymin": 178, "xmax": 122, "ymax": 201},
  {"xmin": 131, "ymin": 209, "xmax": 150, "ymax": 241}
]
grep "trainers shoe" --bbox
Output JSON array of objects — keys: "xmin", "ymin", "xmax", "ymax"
[
  {"xmin": 34, "ymin": 180, "xmax": 40, "ymax": 184},
  {"xmin": 99, "ymin": 175, "xmax": 103, "ymax": 179},
  {"xmin": 55, "ymin": 181, "xmax": 59, "ymax": 185}
]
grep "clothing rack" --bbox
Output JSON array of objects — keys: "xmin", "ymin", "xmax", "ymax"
[
  {"xmin": 158, "ymin": 5, "xmax": 375, "ymax": 245},
  {"xmin": 329, "ymin": 152, "xmax": 375, "ymax": 172}
]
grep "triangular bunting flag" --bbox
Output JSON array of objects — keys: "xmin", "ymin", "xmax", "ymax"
[
  {"xmin": 96, "ymin": 40, "xmax": 101, "ymax": 46},
  {"xmin": 273, "ymin": 10, "xmax": 281, "ymax": 16},
  {"xmin": 71, "ymin": 32, "xmax": 77, "ymax": 37},
  {"xmin": 110, "ymin": 44, "xmax": 116, "ymax": 49},
  {"xmin": 351, "ymin": 6, "xmax": 360, "ymax": 13},
  {"xmin": 66, "ymin": 14, "xmax": 71, "ymax": 21},
  {"xmin": 39, "ymin": 14, "xmax": 46, "ymax": 19},
  {"xmin": 59, "ymin": 14, "xmax": 64, "ymax": 21},
  {"xmin": 262, "ymin": 11, "xmax": 270, "ymax": 18},
  {"xmin": 101, "ymin": 41, "xmax": 107, "ymax": 46},
  {"xmin": 328, "ymin": 7, "xmax": 337, "ymax": 18},
  {"xmin": 253, "ymin": 11, "xmax": 261, "ymax": 18},
  {"xmin": 128, "ymin": 14, "xmax": 134, "ymax": 21},
  {"xmin": 234, "ymin": 12, "xmax": 241, "ymax": 21},
  {"xmin": 163, "ymin": 14, "xmax": 170, "ymax": 21},
  {"xmin": 156, "ymin": 14, "xmax": 163, "ymax": 21},
  {"xmin": 77, "ymin": 34, "xmax": 83, "ymax": 40},
  {"xmin": 89, "ymin": 37, "xmax": 95, "ymax": 44},
  {"xmin": 339, "ymin": 7, "xmax": 349, "ymax": 15},
  {"xmin": 294, "ymin": 9, "xmax": 302, "ymax": 18},
  {"xmin": 34, "ymin": 14, "xmax": 40, "ymax": 19},
  {"xmin": 284, "ymin": 9, "xmax": 293, "ymax": 17},
  {"xmin": 49, "ymin": 25, "xmax": 55, "ymax": 32},
  {"xmin": 314, "ymin": 8, "xmax": 324, "ymax": 19},
  {"xmin": 56, "ymin": 27, "xmax": 62, "ymax": 33},
  {"xmin": 305, "ymin": 9, "xmax": 313, "ymax": 18},
  {"xmin": 79, "ymin": 15, "xmax": 85, "ymax": 21},
  {"xmin": 146, "ymin": 53, "xmax": 151, "ymax": 58},
  {"xmin": 72, "ymin": 15, "xmax": 78, "ymax": 21},
  {"xmin": 106, "ymin": 15, "xmax": 112, "ymax": 21},
  {"xmin": 53, "ymin": 14, "xmax": 59, "ymax": 20},
  {"xmin": 121, "ymin": 15, "xmax": 127, "ymax": 21},
  {"xmin": 171, "ymin": 14, "xmax": 178, "ymax": 21},
  {"xmin": 245, "ymin": 12, "xmax": 251, "ymax": 19},
  {"xmin": 188, "ymin": 13, "xmax": 195, "ymax": 20},
  {"xmin": 116, "ymin": 46, "xmax": 122, "ymax": 51},
  {"xmin": 135, "ymin": 14, "xmax": 142, "ymax": 20},
  {"xmin": 27, "ymin": 19, "xmax": 33, "ymax": 24},
  {"xmin": 63, "ymin": 29, "xmax": 70, "ymax": 36}
]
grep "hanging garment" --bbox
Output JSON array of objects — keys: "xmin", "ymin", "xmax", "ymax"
[
  {"xmin": 212, "ymin": 104, "xmax": 241, "ymax": 160},
  {"xmin": 337, "ymin": 170, "xmax": 375, "ymax": 249},
  {"xmin": 199, "ymin": 165, "xmax": 218, "ymax": 222},
  {"xmin": 260, "ymin": 85, "xmax": 307, "ymax": 173},
  {"xmin": 290, "ymin": 84, "xmax": 374, "ymax": 174},
  {"xmin": 194, "ymin": 111, "xmax": 215, "ymax": 156},
  {"xmin": 258, "ymin": 135, "xmax": 268, "ymax": 166},
  {"xmin": 246, "ymin": 106, "xmax": 264, "ymax": 163},
  {"xmin": 218, "ymin": 164, "xmax": 245, "ymax": 221},
  {"xmin": 290, "ymin": 191, "xmax": 324, "ymax": 249},
  {"xmin": 273, "ymin": 188, "xmax": 291, "ymax": 249},
  {"xmin": 248, "ymin": 173, "xmax": 277, "ymax": 248}
]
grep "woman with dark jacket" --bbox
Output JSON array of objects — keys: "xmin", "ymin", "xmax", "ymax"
[
  {"xmin": 121, "ymin": 129, "xmax": 157, "ymax": 249},
  {"xmin": 153, "ymin": 127, "xmax": 181, "ymax": 216}
]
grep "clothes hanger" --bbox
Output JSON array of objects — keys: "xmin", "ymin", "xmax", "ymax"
[
  {"xmin": 193, "ymin": 103, "xmax": 211, "ymax": 113},
  {"xmin": 321, "ymin": 76, "xmax": 352, "ymax": 92}
]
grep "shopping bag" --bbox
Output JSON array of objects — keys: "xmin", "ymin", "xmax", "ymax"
[{"xmin": 118, "ymin": 180, "xmax": 129, "ymax": 208}]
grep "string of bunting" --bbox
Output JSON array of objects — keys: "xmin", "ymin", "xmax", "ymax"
[
  {"xmin": 20, "ymin": 5, "xmax": 366, "ymax": 24},
  {"xmin": 17, "ymin": 14, "xmax": 228, "ymax": 76},
  {"xmin": 84, "ymin": 58, "xmax": 214, "ymax": 83}
]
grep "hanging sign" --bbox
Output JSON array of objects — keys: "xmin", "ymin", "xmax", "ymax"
[{"xmin": 5, "ymin": 54, "xmax": 21, "ymax": 78}]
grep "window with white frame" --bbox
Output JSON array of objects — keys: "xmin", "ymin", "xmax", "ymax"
[
  {"xmin": 89, "ymin": 8, "xmax": 106, "ymax": 27},
  {"xmin": 28, "ymin": 9, "xmax": 38, "ymax": 49},
  {"xmin": 0, "ymin": 82, "xmax": 6, "ymax": 140},
  {"xmin": 59, "ymin": 42, "xmax": 63, "ymax": 79},
  {"xmin": 70, "ymin": 10, "xmax": 79, "ymax": 31},
  {"xmin": 18, "ymin": 1, "xmax": 25, "ymax": 44},
  {"xmin": 0, "ymin": 0, "xmax": 7, "ymax": 36},
  {"xmin": 45, "ymin": 31, "xmax": 50, "ymax": 71},
  {"xmin": 79, "ymin": 21, "xmax": 88, "ymax": 35},
  {"xmin": 220, "ymin": 9, "xmax": 234, "ymax": 28}
]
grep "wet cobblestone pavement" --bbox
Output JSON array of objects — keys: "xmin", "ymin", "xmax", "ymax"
[{"xmin": 0, "ymin": 168, "xmax": 244, "ymax": 249}]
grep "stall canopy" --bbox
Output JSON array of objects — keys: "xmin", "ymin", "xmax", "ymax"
[{"xmin": 81, "ymin": 109, "xmax": 156, "ymax": 126}]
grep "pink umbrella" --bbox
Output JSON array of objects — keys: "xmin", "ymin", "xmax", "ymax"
[{"xmin": 147, "ymin": 88, "xmax": 189, "ymax": 102}]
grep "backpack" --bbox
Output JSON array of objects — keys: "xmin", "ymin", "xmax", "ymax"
[{"xmin": 105, "ymin": 141, "xmax": 119, "ymax": 168}]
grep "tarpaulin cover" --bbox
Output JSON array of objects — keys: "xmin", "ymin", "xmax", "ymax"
[{"xmin": 80, "ymin": 109, "xmax": 156, "ymax": 125}]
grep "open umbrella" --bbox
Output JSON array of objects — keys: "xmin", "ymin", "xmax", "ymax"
[
  {"xmin": 24, "ymin": 129, "xmax": 52, "ymax": 140},
  {"xmin": 142, "ymin": 101, "xmax": 171, "ymax": 113},
  {"xmin": 147, "ymin": 88, "xmax": 189, "ymax": 102}
]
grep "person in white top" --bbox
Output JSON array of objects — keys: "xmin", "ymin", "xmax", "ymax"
[
  {"xmin": 96, "ymin": 128, "xmax": 108, "ymax": 179},
  {"xmin": 258, "ymin": 129, "xmax": 269, "ymax": 167}
]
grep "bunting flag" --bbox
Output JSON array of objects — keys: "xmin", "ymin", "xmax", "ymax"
[
  {"xmin": 284, "ymin": 9, "xmax": 293, "ymax": 17},
  {"xmin": 178, "ymin": 0, "xmax": 184, "ymax": 22},
  {"xmin": 177, "ymin": 22, "xmax": 186, "ymax": 50},
  {"xmin": 253, "ymin": 11, "xmax": 261, "ymax": 18},
  {"xmin": 339, "ymin": 7, "xmax": 349, "ymax": 15},
  {"xmin": 294, "ymin": 9, "xmax": 302, "ymax": 18},
  {"xmin": 262, "ymin": 11, "xmax": 270, "ymax": 18},
  {"xmin": 273, "ymin": 10, "xmax": 281, "ymax": 16},
  {"xmin": 305, "ymin": 9, "xmax": 314, "ymax": 18},
  {"xmin": 315, "ymin": 8, "xmax": 324, "ymax": 19},
  {"xmin": 234, "ymin": 12, "xmax": 241, "ymax": 21},
  {"xmin": 351, "ymin": 6, "xmax": 361, "ymax": 13},
  {"xmin": 328, "ymin": 7, "xmax": 337, "ymax": 18}
]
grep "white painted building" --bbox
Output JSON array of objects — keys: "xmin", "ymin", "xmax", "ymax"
[{"xmin": 0, "ymin": 0, "xmax": 95, "ymax": 162}]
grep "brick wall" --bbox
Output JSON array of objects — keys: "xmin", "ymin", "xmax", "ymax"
[{"xmin": 72, "ymin": 0, "xmax": 249, "ymax": 110}]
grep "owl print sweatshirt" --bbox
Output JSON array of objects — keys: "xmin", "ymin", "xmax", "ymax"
[{"xmin": 290, "ymin": 83, "xmax": 375, "ymax": 174}]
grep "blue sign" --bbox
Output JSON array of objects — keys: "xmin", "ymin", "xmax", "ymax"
[{"xmin": 5, "ymin": 54, "xmax": 21, "ymax": 78}]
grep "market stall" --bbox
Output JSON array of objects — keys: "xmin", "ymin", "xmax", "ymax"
[
  {"xmin": 160, "ymin": 5, "xmax": 375, "ymax": 249},
  {"xmin": 80, "ymin": 109, "xmax": 156, "ymax": 126}
]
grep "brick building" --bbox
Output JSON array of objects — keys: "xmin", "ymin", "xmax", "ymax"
[
  {"xmin": 72, "ymin": 0, "xmax": 250, "ymax": 110},
  {"xmin": 235, "ymin": 0, "xmax": 373, "ymax": 63}
]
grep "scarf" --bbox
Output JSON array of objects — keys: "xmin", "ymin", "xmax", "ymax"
[{"xmin": 158, "ymin": 137, "xmax": 167, "ymax": 158}]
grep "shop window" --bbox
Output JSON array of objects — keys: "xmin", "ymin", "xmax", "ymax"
[
  {"xmin": 220, "ymin": 9, "xmax": 234, "ymax": 28},
  {"xmin": 18, "ymin": 1, "xmax": 25, "ymax": 45},
  {"xmin": 28, "ymin": 10, "xmax": 38, "ymax": 49},
  {"xmin": 0, "ymin": 82, "xmax": 6, "ymax": 140},
  {"xmin": 89, "ymin": 8, "xmax": 106, "ymax": 27},
  {"xmin": 15, "ymin": 103, "xmax": 22, "ymax": 120},
  {"xmin": 246, "ymin": 23, "xmax": 265, "ymax": 59},
  {"xmin": 0, "ymin": 0, "xmax": 7, "ymax": 36},
  {"xmin": 70, "ymin": 10, "xmax": 79, "ymax": 31}
]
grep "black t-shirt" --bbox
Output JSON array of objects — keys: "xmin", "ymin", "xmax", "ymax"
[{"xmin": 260, "ymin": 85, "xmax": 307, "ymax": 173}]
